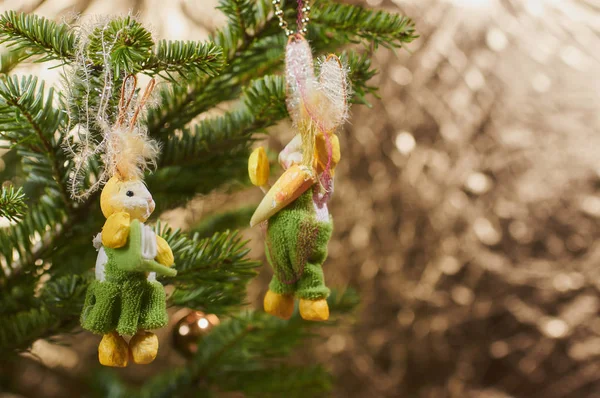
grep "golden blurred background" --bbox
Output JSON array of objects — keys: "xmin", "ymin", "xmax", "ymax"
[{"xmin": 2, "ymin": 0, "xmax": 600, "ymax": 397}]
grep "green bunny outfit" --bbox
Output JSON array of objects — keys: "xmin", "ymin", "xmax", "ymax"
[
  {"xmin": 265, "ymin": 188, "xmax": 332, "ymax": 300},
  {"xmin": 81, "ymin": 220, "xmax": 171, "ymax": 336}
]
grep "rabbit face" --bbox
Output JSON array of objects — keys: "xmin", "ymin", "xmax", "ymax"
[{"xmin": 101, "ymin": 177, "xmax": 156, "ymax": 222}]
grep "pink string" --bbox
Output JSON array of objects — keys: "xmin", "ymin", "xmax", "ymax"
[{"xmin": 297, "ymin": 0, "xmax": 304, "ymax": 32}]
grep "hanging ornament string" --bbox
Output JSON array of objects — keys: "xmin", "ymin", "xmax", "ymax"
[{"xmin": 273, "ymin": 0, "xmax": 311, "ymax": 36}]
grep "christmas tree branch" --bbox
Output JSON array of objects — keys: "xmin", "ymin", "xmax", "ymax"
[
  {"xmin": 0, "ymin": 186, "xmax": 27, "ymax": 222},
  {"xmin": 145, "ymin": 40, "xmax": 225, "ymax": 80},
  {"xmin": 0, "ymin": 275, "xmax": 88, "ymax": 352},
  {"xmin": 0, "ymin": 75, "xmax": 70, "ymax": 208},
  {"xmin": 0, "ymin": 196, "xmax": 67, "ymax": 280},
  {"xmin": 95, "ymin": 289, "xmax": 358, "ymax": 398},
  {"xmin": 157, "ymin": 52, "xmax": 375, "ymax": 178},
  {"xmin": 146, "ymin": 0, "xmax": 414, "ymax": 140},
  {"xmin": 312, "ymin": 0, "xmax": 417, "ymax": 48},
  {"xmin": 146, "ymin": 8, "xmax": 281, "ymax": 138},
  {"xmin": 0, "ymin": 11, "xmax": 76, "ymax": 63},
  {"xmin": 159, "ymin": 224, "xmax": 260, "ymax": 314},
  {"xmin": 0, "ymin": 223, "xmax": 259, "ymax": 352},
  {"xmin": 190, "ymin": 205, "xmax": 255, "ymax": 238},
  {"xmin": 0, "ymin": 49, "xmax": 25, "ymax": 74}
]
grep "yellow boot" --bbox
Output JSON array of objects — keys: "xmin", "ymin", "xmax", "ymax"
[
  {"xmin": 98, "ymin": 332, "xmax": 129, "ymax": 367},
  {"xmin": 299, "ymin": 299, "xmax": 329, "ymax": 321},
  {"xmin": 264, "ymin": 290, "xmax": 295, "ymax": 320},
  {"xmin": 129, "ymin": 331, "xmax": 159, "ymax": 365}
]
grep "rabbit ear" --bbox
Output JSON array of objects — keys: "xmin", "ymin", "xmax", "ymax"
[
  {"xmin": 285, "ymin": 35, "xmax": 317, "ymax": 126},
  {"xmin": 116, "ymin": 74, "xmax": 137, "ymax": 128},
  {"xmin": 317, "ymin": 55, "xmax": 350, "ymax": 131},
  {"xmin": 129, "ymin": 78, "xmax": 156, "ymax": 132}
]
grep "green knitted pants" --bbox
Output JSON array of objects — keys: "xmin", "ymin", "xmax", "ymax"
[
  {"xmin": 265, "ymin": 190, "xmax": 332, "ymax": 300},
  {"xmin": 81, "ymin": 221, "xmax": 168, "ymax": 336}
]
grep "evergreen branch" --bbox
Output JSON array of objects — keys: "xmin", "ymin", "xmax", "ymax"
[
  {"xmin": 0, "ymin": 189, "xmax": 99, "ymax": 291},
  {"xmin": 158, "ymin": 224, "xmax": 259, "ymax": 314},
  {"xmin": 99, "ymin": 290, "xmax": 358, "ymax": 397},
  {"xmin": 190, "ymin": 205, "xmax": 255, "ymax": 238},
  {"xmin": 342, "ymin": 51, "xmax": 378, "ymax": 106},
  {"xmin": 0, "ymin": 186, "xmax": 27, "ymax": 222},
  {"xmin": 312, "ymin": 0, "xmax": 418, "ymax": 48},
  {"xmin": 0, "ymin": 307, "xmax": 55, "ymax": 352},
  {"xmin": 86, "ymin": 15, "xmax": 154, "ymax": 76},
  {"xmin": 0, "ymin": 11, "xmax": 76, "ymax": 62},
  {"xmin": 152, "ymin": 56, "xmax": 376, "ymax": 201},
  {"xmin": 159, "ymin": 75, "xmax": 286, "ymax": 168},
  {"xmin": 147, "ymin": 157, "xmax": 249, "ymax": 214},
  {"xmin": 217, "ymin": 0, "xmax": 255, "ymax": 37},
  {"xmin": 147, "ymin": 0, "xmax": 411, "ymax": 139},
  {"xmin": 222, "ymin": 365, "xmax": 332, "ymax": 397},
  {"xmin": 0, "ymin": 75, "xmax": 62, "ymax": 149},
  {"xmin": 0, "ymin": 75, "xmax": 70, "ymax": 208},
  {"xmin": 145, "ymin": 75, "xmax": 286, "ymax": 209},
  {"xmin": 145, "ymin": 40, "xmax": 225, "ymax": 79},
  {"xmin": 160, "ymin": 55, "xmax": 376, "ymax": 169},
  {"xmin": 0, "ymin": 275, "xmax": 88, "ymax": 352},
  {"xmin": 0, "ymin": 195, "xmax": 66, "ymax": 278},
  {"xmin": 146, "ymin": 1, "xmax": 282, "ymax": 138},
  {"xmin": 0, "ymin": 49, "xmax": 25, "ymax": 74}
]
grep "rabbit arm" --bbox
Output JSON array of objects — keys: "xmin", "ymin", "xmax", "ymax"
[
  {"xmin": 101, "ymin": 212, "xmax": 131, "ymax": 248},
  {"xmin": 155, "ymin": 235, "xmax": 175, "ymax": 267},
  {"xmin": 315, "ymin": 133, "xmax": 340, "ymax": 175},
  {"xmin": 278, "ymin": 134, "xmax": 303, "ymax": 170}
]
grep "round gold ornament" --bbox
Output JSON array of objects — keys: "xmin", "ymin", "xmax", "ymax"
[{"xmin": 173, "ymin": 310, "xmax": 220, "ymax": 357}]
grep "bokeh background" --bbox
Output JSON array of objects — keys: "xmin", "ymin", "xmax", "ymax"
[{"xmin": 2, "ymin": 0, "xmax": 600, "ymax": 397}]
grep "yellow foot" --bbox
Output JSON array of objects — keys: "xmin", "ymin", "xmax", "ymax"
[
  {"xmin": 129, "ymin": 331, "xmax": 159, "ymax": 365},
  {"xmin": 98, "ymin": 332, "xmax": 129, "ymax": 367},
  {"xmin": 264, "ymin": 290, "xmax": 295, "ymax": 320},
  {"xmin": 299, "ymin": 299, "xmax": 330, "ymax": 321}
]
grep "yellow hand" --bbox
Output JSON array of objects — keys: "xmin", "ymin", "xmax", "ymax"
[
  {"xmin": 101, "ymin": 212, "xmax": 131, "ymax": 248},
  {"xmin": 315, "ymin": 133, "xmax": 340, "ymax": 176},
  {"xmin": 248, "ymin": 147, "xmax": 270, "ymax": 192},
  {"xmin": 155, "ymin": 235, "xmax": 175, "ymax": 267}
]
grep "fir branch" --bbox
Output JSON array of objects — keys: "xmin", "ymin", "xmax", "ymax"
[
  {"xmin": 0, "ymin": 11, "xmax": 76, "ymax": 62},
  {"xmin": 99, "ymin": 290, "xmax": 358, "ymax": 397},
  {"xmin": 146, "ymin": 75, "xmax": 287, "ymax": 209},
  {"xmin": 146, "ymin": 1, "xmax": 282, "ymax": 138},
  {"xmin": 0, "ymin": 186, "xmax": 27, "ymax": 222},
  {"xmin": 191, "ymin": 205, "xmax": 255, "ymax": 238},
  {"xmin": 86, "ymin": 15, "xmax": 154, "ymax": 76},
  {"xmin": 145, "ymin": 40, "xmax": 225, "ymax": 79},
  {"xmin": 147, "ymin": 0, "xmax": 413, "ymax": 139},
  {"xmin": 0, "ymin": 49, "xmax": 25, "ymax": 74},
  {"xmin": 217, "ymin": 0, "xmax": 254, "ymax": 36},
  {"xmin": 0, "ymin": 195, "xmax": 66, "ymax": 278},
  {"xmin": 342, "ymin": 51, "xmax": 378, "ymax": 106},
  {"xmin": 153, "ymin": 55, "xmax": 377, "ymax": 200},
  {"xmin": 312, "ymin": 0, "xmax": 418, "ymax": 48},
  {"xmin": 0, "ymin": 75, "xmax": 70, "ymax": 208},
  {"xmin": 0, "ymin": 75, "xmax": 62, "ymax": 150},
  {"xmin": 0, "ymin": 275, "xmax": 88, "ymax": 352},
  {"xmin": 158, "ymin": 224, "xmax": 259, "ymax": 314},
  {"xmin": 159, "ymin": 75, "xmax": 286, "ymax": 168},
  {"xmin": 160, "ymin": 54, "xmax": 376, "ymax": 168},
  {"xmin": 222, "ymin": 365, "xmax": 332, "ymax": 397}
]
